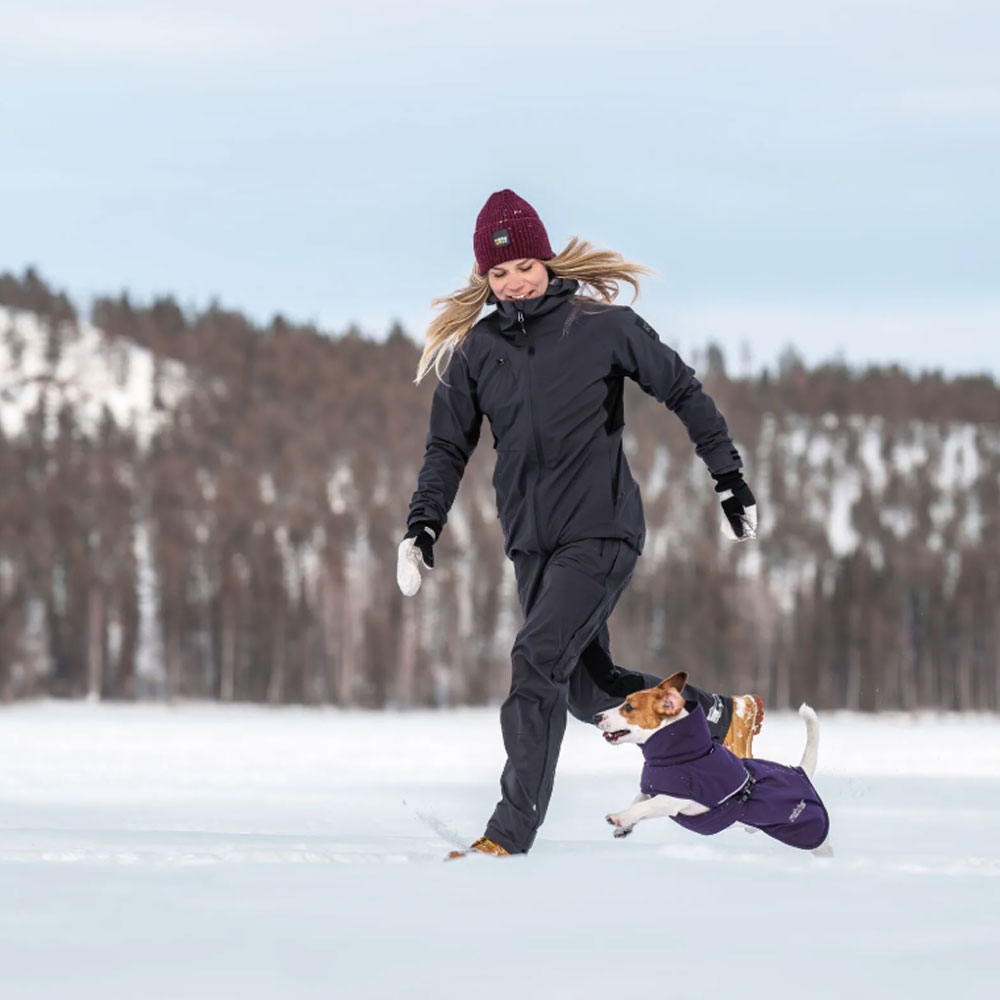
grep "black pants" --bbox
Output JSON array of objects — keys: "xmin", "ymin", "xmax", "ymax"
[{"xmin": 484, "ymin": 538, "xmax": 732, "ymax": 854}]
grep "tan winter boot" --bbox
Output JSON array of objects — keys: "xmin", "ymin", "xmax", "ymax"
[
  {"xmin": 723, "ymin": 694, "xmax": 764, "ymax": 758},
  {"xmin": 445, "ymin": 836, "xmax": 510, "ymax": 860}
]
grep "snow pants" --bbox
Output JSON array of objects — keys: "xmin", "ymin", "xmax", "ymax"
[{"xmin": 484, "ymin": 538, "xmax": 731, "ymax": 855}]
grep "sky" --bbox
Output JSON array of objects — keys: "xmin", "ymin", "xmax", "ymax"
[{"xmin": 1, "ymin": 0, "xmax": 998, "ymax": 377}]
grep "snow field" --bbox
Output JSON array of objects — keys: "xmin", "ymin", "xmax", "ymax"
[{"xmin": 0, "ymin": 702, "xmax": 998, "ymax": 999}]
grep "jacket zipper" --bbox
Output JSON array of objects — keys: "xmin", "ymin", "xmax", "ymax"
[
  {"xmin": 519, "ymin": 310, "xmax": 546, "ymax": 466},
  {"xmin": 519, "ymin": 309, "xmax": 549, "ymax": 550}
]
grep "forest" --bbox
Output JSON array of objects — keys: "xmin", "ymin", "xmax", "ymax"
[{"xmin": 1, "ymin": 267, "xmax": 998, "ymax": 711}]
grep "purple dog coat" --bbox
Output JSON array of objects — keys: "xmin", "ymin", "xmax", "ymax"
[{"xmin": 639, "ymin": 703, "xmax": 829, "ymax": 851}]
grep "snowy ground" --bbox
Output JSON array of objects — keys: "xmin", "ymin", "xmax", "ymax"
[{"xmin": 1, "ymin": 703, "xmax": 998, "ymax": 1000}]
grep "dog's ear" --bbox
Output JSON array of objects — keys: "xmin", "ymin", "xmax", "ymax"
[
  {"xmin": 663, "ymin": 671, "xmax": 688, "ymax": 693},
  {"xmin": 659, "ymin": 688, "xmax": 685, "ymax": 716},
  {"xmin": 655, "ymin": 672, "xmax": 687, "ymax": 717}
]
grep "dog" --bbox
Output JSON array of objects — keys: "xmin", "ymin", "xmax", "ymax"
[{"xmin": 595, "ymin": 672, "xmax": 832, "ymax": 855}]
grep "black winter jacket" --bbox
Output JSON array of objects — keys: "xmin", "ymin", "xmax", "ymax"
[{"xmin": 407, "ymin": 278, "xmax": 741, "ymax": 555}]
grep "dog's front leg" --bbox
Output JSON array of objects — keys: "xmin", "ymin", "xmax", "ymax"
[
  {"xmin": 606, "ymin": 793, "xmax": 690, "ymax": 838},
  {"xmin": 605, "ymin": 792, "xmax": 650, "ymax": 838}
]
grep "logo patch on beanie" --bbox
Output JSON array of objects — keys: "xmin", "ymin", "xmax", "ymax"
[{"xmin": 492, "ymin": 228, "xmax": 510, "ymax": 248}]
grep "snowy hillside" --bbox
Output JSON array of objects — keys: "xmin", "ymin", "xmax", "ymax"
[
  {"xmin": 1, "ymin": 289, "xmax": 998, "ymax": 711},
  {"xmin": 0, "ymin": 702, "xmax": 996, "ymax": 999},
  {"xmin": 0, "ymin": 306, "xmax": 188, "ymax": 445},
  {"xmin": 637, "ymin": 411, "xmax": 1000, "ymax": 563}
]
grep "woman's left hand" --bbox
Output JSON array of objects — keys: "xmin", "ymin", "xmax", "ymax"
[{"xmin": 396, "ymin": 523, "xmax": 439, "ymax": 595}]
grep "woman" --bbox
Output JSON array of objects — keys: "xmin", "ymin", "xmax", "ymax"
[{"xmin": 398, "ymin": 189, "xmax": 761, "ymax": 857}]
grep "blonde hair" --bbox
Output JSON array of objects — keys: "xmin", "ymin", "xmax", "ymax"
[{"xmin": 414, "ymin": 237, "xmax": 653, "ymax": 383}]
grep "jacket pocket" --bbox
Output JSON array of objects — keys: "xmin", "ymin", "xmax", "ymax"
[
  {"xmin": 476, "ymin": 354, "xmax": 509, "ymax": 398},
  {"xmin": 478, "ymin": 355, "xmax": 522, "ymax": 443},
  {"xmin": 492, "ymin": 448, "xmax": 528, "ymax": 542}
]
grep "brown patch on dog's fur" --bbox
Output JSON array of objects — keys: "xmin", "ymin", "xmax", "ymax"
[{"xmin": 615, "ymin": 674, "xmax": 688, "ymax": 730}]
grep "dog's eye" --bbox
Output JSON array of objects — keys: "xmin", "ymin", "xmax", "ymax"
[{"xmin": 623, "ymin": 704, "xmax": 633, "ymax": 713}]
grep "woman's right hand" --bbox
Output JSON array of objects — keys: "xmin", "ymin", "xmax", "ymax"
[
  {"xmin": 713, "ymin": 472, "xmax": 757, "ymax": 542},
  {"xmin": 396, "ymin": 523, "xmax": 439, "ymax": 596}
]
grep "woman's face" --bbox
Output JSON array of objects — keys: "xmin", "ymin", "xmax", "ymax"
[{"xmin": 487, "ymin": 258, "xmax": 549, "ymax": 302}]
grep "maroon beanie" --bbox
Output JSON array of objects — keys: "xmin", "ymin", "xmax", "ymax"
[{"xmin": 473, "ymin": 189, "xmax": 554, "ymax": 275}]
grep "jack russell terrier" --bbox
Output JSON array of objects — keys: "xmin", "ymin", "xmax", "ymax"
[{"xmin": 596, "ymin": 672, "xmax": 831, "ymax": 855}]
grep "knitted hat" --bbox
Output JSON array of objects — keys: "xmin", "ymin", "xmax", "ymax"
[{"xmin": 473, "ymin": 189, "xmax": 554, "ymax": 275}]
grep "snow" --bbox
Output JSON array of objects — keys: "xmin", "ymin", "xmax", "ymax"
[
  {"xmin": 0, "ymin": 307, "xmax": 188, "ymax": 445},
  {"xmin": 0, "ymin": 703, "xmax": 997, "ymax": 999}
]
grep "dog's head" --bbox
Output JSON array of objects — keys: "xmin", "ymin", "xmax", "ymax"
[{"xmin": 593, "ymin": 672, "xmax": 688, "ymax": 746}]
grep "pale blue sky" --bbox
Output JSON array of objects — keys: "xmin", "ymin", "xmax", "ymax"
[{"xmin": 2, "ymin": 0, "xmax": 998, "ymax": 376}]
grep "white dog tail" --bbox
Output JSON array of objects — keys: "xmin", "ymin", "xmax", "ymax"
[{"xmin": 797, "ymin": 703, "xmax": 820, "ymax": 778}]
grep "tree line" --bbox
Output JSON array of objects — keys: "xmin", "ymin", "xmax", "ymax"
[{"xmin": 1, "ymin": 267, "xmax": 998, "ymax": 711}]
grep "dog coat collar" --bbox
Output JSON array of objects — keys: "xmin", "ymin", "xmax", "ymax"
[
  {"xmin": 640, "ymin": 703, "xmax": 719, "ymax": 765},
  {"xmin": 639, "ymin": 703, "xmax": 749, "ymax": 806}
]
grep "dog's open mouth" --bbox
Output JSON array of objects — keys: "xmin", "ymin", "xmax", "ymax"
[{"xmin": 602, "ymin": 730, "xmax": 629, "ymax": 744}]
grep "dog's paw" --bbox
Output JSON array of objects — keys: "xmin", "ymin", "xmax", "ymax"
[{"xmin": 605, "ymin": 813, "xmax": 634, "ymax": 838}]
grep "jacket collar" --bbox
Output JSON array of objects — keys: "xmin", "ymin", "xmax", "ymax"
[
  {"xmin": 640, "ymin": 702, "xmax": 713, "ymax": 765},
  {"xmin": 491, "ymin": 277, "xmax": 580, "ymax": 333}
]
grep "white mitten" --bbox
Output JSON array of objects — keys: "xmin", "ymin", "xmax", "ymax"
[{"xmin": 396, "ymin": 524, "xmax": 437, "ymax": 596}]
